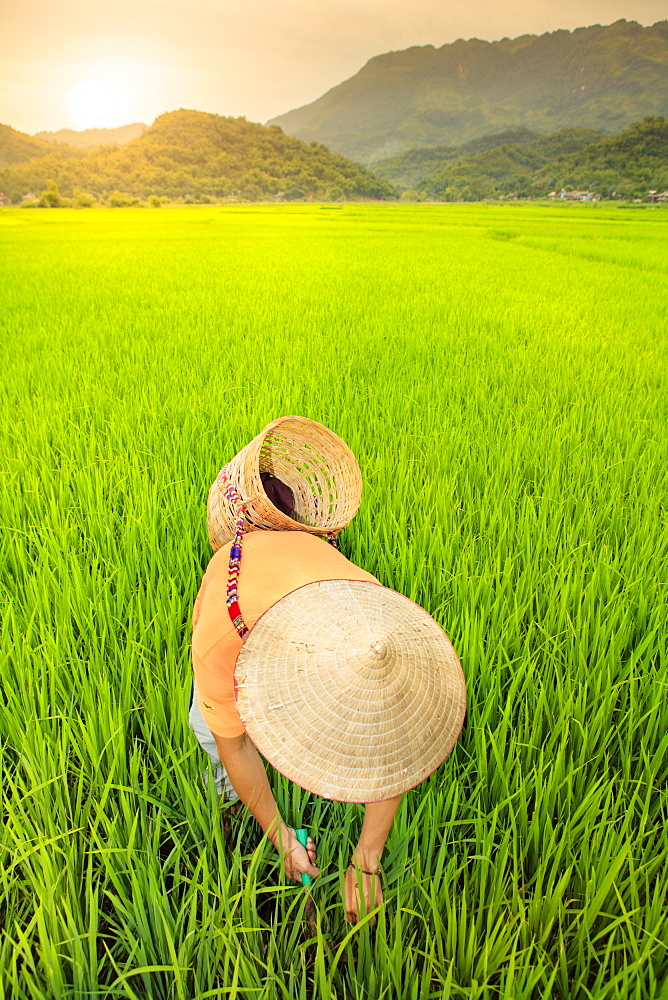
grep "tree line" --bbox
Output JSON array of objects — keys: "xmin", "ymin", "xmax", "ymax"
[
  {"xmin": 0, "ymin": 110, "xmax": 398, "ymax": 205},
  {"xmin": 377, "ymin": 118, "xmax": 668, "ymax": 201}
]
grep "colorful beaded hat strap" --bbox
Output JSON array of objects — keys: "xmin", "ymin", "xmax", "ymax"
[
  {"xmin": 216, "ymin": 463, "xmax": 340, "ymax": 640},
  {"xmin": 217, "ymin": 465, "xmax": 250, "ymax": 640}
]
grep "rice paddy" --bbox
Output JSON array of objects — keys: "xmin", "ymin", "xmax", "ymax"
[{"xmin": 1, "ymin": 202, "xmax": 667, "ymax": 999}]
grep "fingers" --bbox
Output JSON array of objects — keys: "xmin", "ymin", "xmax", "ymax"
[
  {"xmin": 296, "ymin": 860, "xmax": 321, "ymax": 879},
  {"xmin": 344, "ymin": 868, "xmax": 382, "ymax": 924},
  {"xmin": 287, "ymin": 863, "xmax": 320, "ymax": 882},
  {"xmin": 305, "ymin": 853, "xmax": 321, "ymax": 876},
  {"xmin": 284, "ymin": 838, "xmax": 320, "ymax": 881},
  {"xmin": 298, "ymin": 839, "xmax": 320, "ymax": 877},
  {"xmin": 286, "ymin": 860, "xmax": 320, "ymax": 880}
]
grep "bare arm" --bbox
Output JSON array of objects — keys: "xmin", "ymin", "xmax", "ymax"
[
  {"xmin": 344, "ymin": 794, "xmax": 403, "ymax": 924},
  {"xmin": 213, "ymin": 731, "xmax": 319, "ymax": 881}
]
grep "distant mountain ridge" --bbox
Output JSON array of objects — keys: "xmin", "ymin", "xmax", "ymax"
[
  {"xmin": 34, "ymin": 123, "xmax": 147, "ymax": 149},
  {"xmin": 268, "ymin": 20, "xmax": 668, "ymax": 163}
]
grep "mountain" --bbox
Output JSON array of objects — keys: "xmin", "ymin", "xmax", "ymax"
[
  {"xmin": 373, "ymin": 128, "xmax": 550, "ymax": 188},
  {"xmin": 0, "ymin": 110, "xmax": 397, "ymax": 203},
  {"xmin": 268, "ymin": 20, "xmax": 668, "ymax": 163},
  {"xmin": 0, "ymin": 124, "xmax": 77, "ymax": 167},
  {"xmin": 34, "ymin": 123, "xmax": 147, "ymax": 149},
  {"xmin": 414, "ymin": 117, "xmax": 668, "ymax": 200}
]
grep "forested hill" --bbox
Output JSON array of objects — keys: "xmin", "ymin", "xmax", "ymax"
[
  {"xmin": 372, "ymin": 128, "xmax": 597, "ymax": 189},
  {"xmin": 268, "ymin": 20, "xmax": 668, "ymax": 163},
  {"xmin": 0, "ymin": 124, "xmax": 66, "ymax": 166},
  {"xmin": 409, "ymin": 117, "xmax": 668, "ymax": 201},
  {"xmin": 0, "ymin": 110, "xmax": 397, "ymax": 203}
]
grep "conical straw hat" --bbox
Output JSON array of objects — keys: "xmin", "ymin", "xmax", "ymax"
[
  {"xmin": 207, "ymin": 416, "xmax": 363, "ymax": 550},
  {"xmin": 234, "ymin": 579, "xmax": 466, "ymax": 803}
]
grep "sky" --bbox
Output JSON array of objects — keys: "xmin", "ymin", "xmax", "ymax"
[{"xmin": 2, "ymin": 0, "xmax": 666, "ymax": 135}]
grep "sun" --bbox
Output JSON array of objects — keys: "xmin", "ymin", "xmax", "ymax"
[{"xmin": 68, "ymin": 79, "xmax": 128, "ymax": 130}]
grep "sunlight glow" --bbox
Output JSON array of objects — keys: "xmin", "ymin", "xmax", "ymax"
[{"xmin": 68, "ymin": 79, "xmax": 128, "ymax": 129}]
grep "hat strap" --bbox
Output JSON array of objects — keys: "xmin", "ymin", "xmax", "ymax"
[
  {"xmin": 216, "ymin": 463, "xmax": 341, "ymax": 640},
  {"xmin": 218, "ymin": 466, "xmax": 250, "ymax": 639}
]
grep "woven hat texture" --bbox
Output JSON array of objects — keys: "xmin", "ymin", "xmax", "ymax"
[
  {"xmin": 207, "ymin": 416, "xmax": 362, "ymax": 550},
  {"xmin": 234, "ymin": 579, "xmax": 466, "ymax": 802}
]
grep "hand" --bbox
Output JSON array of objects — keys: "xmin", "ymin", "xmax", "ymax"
[
  {"xmin": 279, "ymin": 828, "xmax": 320, "ymax": 883},
  {"xmin": 342, "ymin": 797, "xmax": 399, "ymax": 924},
  {"xmin": 344, "ymin": 863, "xmax": 383, "ymax": 924}
]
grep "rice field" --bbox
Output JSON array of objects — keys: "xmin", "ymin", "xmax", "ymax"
[{"xmin": 1, "ymin": 202, "xmax": 667, "ymax": 1000}]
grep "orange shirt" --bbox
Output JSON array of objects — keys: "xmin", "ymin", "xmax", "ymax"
[{"xmin": 192, "ymin": 531, "xmax": 379, "ymax": 738}]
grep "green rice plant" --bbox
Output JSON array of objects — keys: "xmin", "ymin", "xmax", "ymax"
[{"xmin": 0, "ymin": 202, "xmax": 666, "ymax": 999}]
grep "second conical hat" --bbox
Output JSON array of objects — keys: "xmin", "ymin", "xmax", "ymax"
[{"xmin": 207, "ymin": 416, "xmax": 363, "ymax": 550}]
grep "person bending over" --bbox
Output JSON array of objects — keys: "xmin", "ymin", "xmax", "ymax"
[{"xmin": 189, "ymin": 529, "xmax": 465, "ymax": 924}]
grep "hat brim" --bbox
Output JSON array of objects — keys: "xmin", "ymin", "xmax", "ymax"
[{"xmin": 234, "ymin": 579, "xmax": 466, "ymax": 802}]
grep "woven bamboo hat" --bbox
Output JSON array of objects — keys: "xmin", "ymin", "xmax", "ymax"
[
  {"xmin": 207, "ymin": 416, "xmax": 362, "ymax": 550},
  {"xmin": 234, "ymin": 579, "xmax": 466, "ymax": 803}
]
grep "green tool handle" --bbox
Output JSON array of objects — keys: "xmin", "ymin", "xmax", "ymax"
[{"xmin": 295, "ymin": 828, "xmax": 313, "ymax": 886}]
